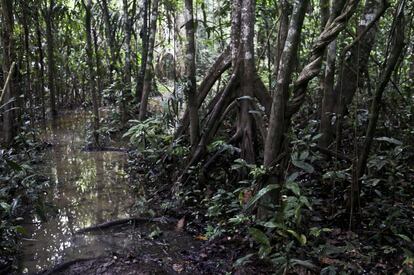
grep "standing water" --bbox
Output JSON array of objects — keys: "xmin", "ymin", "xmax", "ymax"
[{"xmin": 19, "ymin": 111, "xmax": 135, "ymax": 273}]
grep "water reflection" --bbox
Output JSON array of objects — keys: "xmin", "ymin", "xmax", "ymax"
[{"xmin": 19, "ymin": 111, "xmax": 134, "ymax": 274}]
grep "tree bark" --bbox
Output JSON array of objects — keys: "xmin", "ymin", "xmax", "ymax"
[
  {"xmin": 45, "ymin": 0, "xmax": 57, "ymax": 118},
  {"xmin": 264, "ymin": 0, "xmax": 309, "ymax": 167},
  {"xmin": 35, "ymin": 10, "xmax": 46, "ymax": 122},
  {"xmin": 322, "ymin": 0, "xmax": 387, "ymax": 147},
  {"xmin": 356, "ymin": 2, "xmax": 405, "ymax": 188},
  {"xmin": 184, "ymin": 0, "xmax": 200, "ymax": 151},
  {"xmin": 83, "ymin": 0, "xmax": 100, "ymax": 146},
  {"xmin": 99, "ymin": 0, "xmax": 117, "ymax": 82},
  {"xmin": 136, "ymin": 0, "xmax": 150, "ymax": 104},
  {"xmin": 121, "ymin": 0, "xmax": 136, "ymax": 123},
  {"xmin": 139, "ymin": 0, "xmax": 159, "ymax": 121},
  {"xmin": 1, "ymin": 0, "xmax": 15, "ymax": 144}
]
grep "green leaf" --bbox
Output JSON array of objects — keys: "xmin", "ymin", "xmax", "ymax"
[
  {"xmin": 396, "ymin": 234, "xmax": 412, "ymax": 242},
  {"xmin": 286, "ymin": 229, "xmax": 307, "ymax": 245},
  {"xmin": 234, "ymin": 253, "xmax": 254, "ymax": 267},
  {"xmin": 13, "ymin": 225, "xmax": 27, "ymax": 235},
  {"xmin": 249, "ymin": 227, "xmax": 270, "ymax": 246},
  {"xmin": 0, "ymin": 202, "xmax": 11, "ymax": 213},
  {"xmin": 263, "ymin": 221, "xmax": 285, "ymax": 229},
  {"xmin": 286, "ymin": 181, "xmax": 301, "ymax": 196},
  {"xmin": 292, "ymin": 160, "xmax": 314, "ymax": 173},
  {"xmin": 6, "ymin": 159, "xmax": 23, "ymax": 171},
  {"xmin": 245, "ymin": 184, "xmax": 279, "ymax": 210}
]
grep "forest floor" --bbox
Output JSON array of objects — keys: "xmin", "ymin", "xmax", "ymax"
[
  {"xmin": 10, "ymin": 109, "xmax": 414, "ymax": 275},
  {"xmin": 16, "ymin": 110, "xmax": 243, "ymax": 275}
]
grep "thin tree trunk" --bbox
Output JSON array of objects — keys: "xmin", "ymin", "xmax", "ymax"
[
  {"xmin": 139, "ymin": 0, "xmax": 159, "ymax": 121},
  {"xmin": 184, "ymin": 0, "xmax": 199, "ymax": 151},
  {"xmin": 22, "ymin": 2, "xmax": 34, "ymax": 123},
  {"xmin": 100, "ymin": 0, "xmax": 117, "ymax": 83},
  {"xmin": 45, "ymin": 0, "xmax": 57, "ymax": 118},
  {"xmin": 93, "ymin": 29, "xmax": 103, "ymax": 107},
  {"xmin": 35, "ymin": 11, "xmax": 46, "ymax": 122},
  {"xmin": 121, "ymin": 0, "xmax": 135, "ymax": 123},
  {"xmin": 136, "ymin": 0, "xmax": 150, "ymax": 104},
  {"xmin": 83, "ymin": 0, "xmax": 100, "ymax": 146},
  {"xmin": 356, "ymin": 3, "xmax": 405, "ymax": 192}
]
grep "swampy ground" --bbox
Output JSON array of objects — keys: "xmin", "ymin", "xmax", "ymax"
[{"xmin": 16, "ymin": 111, "xmax": 235, "ymax": 275}]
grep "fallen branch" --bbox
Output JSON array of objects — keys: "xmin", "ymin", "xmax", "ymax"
[
  {"xmin": 36, "ymin": 257, "xmax": 97, "ymax": 275},
  {"xmin": 75, "ymin": 216, "xmax": 176, "ymax": 234}
]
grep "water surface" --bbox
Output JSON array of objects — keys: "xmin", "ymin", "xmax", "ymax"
[{"xmin": 19, "ymin": 111, "xmax": 135, "ymax": 273}]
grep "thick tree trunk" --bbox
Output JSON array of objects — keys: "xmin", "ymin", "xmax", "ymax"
[
  {"xmin": 238, "ymin": 0, "xmax": 257, "ymax": 163},
  {"xmin": 1, "ymin": 0, "xmax": 15, "ymax": 144},
  {"xmin": 45, "ymin": 0, "xmax": 57, "ymax": 118},
  {"xmin": 264, "ymin": 0, "xmax": 309, "ymax": 167},
  {"xmin": 84, "ymin": 0, "xmax": 100, "ymax": 146},
  {"xmin": 121, "ymin": 0, "xmax": 136, "ymax": 123},
  {"xmin": 139, "ymin": 0, "xmax": 159, "ymax": 121},
  {"xmin": 319, "ymin": 0, "xmax": 347, "ymax": 148},
  {"xmin": 274, "ymin": 0, "xmax": 291, "ymax": 81},
  {"xmin": 184, "ymin": 0, "xmax": 199, "ymax": 151}
]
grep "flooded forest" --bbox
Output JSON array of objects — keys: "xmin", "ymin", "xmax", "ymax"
[{"xmin": 1, "ymin": 0, "xmax": 414, "ymax": 274}]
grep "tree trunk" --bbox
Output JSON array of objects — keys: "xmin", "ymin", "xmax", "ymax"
[
  {"xmin": 264, "ymin": 0, "xmax": 309, "ymax": 167},
  {"xmin": 121, "ymin": 0, "xmax": 135, "ymax": 123},
  {"xmin": 93, "ymin": 29, "xmax": 103, "ymax": 107},
  {"xmin": 322, "ymin": 0, "xmax": 385, "ymax": 147},
  {"xmin": 136, "ymin": 0, "xmax": 150, "ymax": 104},
  {"xmin": 1, "ymin": 0, "xmax": 15, "ymax": 144},
  {"xmin": 319, "ymin": 0, "xmax": 347, "ymax": 148},
  {"xmin": 22, "ymin": 1, "xmax": 34, "ymax": 123},
  {"xmin": 139, "ymin": 0, "xmax": 159, "ymax": 121},
  {"xmin": 354, "ymin": 3, "xmax": 405, "ymax": 210},
  {"xmin": 184, "ymin": 0, "xmax": 199, "ymax": 151},
  {"xmin": 45, "ymin": 0, "xmax": 57, "ymax": 118},
  {"xmin": 100, "ymin": 0, "xmax": 117, "ymax": 83},
  {"xmin": 238, "ymin": 0, "xmax": 257, "ymax": 163},
  {"xmin": 83, "ymin": 0, "xmax": 100, "ymax": 146},
  {"xmin": 36, "ymin": 12, "xmax": 46, "ymax": 122},
  {"xmin": 261, "ymin": 0, "xmax": 361, "ymax": 211}
]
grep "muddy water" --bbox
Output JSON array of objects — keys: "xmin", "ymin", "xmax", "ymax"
[{"xmin": 19, "ymin": 111, "xmax": 135, "ymax": 274}]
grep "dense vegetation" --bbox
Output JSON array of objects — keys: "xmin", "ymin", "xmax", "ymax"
[{"xmin": 1, "ymin": 0, "xmax": 414, "ymax": 273}]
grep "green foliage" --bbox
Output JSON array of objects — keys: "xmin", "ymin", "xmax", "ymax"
[{"xmin": 0, "ymin": 135, "xmax": 49, "ymax": 268}]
